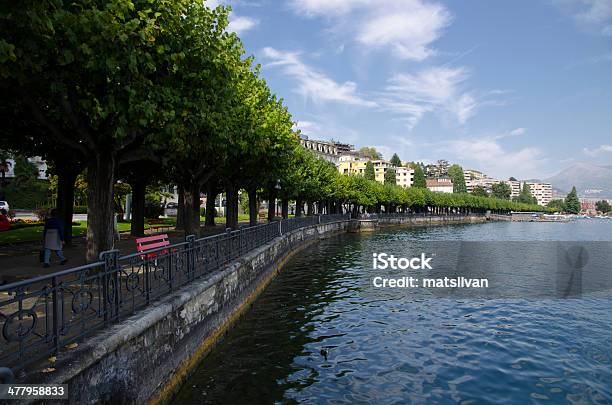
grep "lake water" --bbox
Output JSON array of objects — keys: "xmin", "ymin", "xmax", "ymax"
[{"xmin": 172, "ymin": 220, "xmax": 612, "ymax": 404}]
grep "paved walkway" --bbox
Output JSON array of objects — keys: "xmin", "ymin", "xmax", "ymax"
[{"xmin": 0, "ymin": 224, "xmax": 244, "ymax": 284}]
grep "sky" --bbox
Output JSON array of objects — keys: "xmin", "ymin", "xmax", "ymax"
[{"xmin": 210, "ymin": 0, "xmax": 612, "ymax": 180}]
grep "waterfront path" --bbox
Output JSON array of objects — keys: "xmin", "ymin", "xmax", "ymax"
[{"xmin": 0, "ymin": 223, "xmax": 249, "ymax": 283}]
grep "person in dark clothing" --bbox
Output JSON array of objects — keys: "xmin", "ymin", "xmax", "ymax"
[{"xmin": 43, "ymin": 208, "xmax": 67, "ymax": 267}]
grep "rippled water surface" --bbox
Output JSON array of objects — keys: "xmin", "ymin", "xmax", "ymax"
[{"xmin": 173, "ymin": 220, "xmax": 612, "ymax": 404}]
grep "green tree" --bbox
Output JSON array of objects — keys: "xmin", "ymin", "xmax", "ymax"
[
  {"xmin": 364, "ymin": 161, "xmax": 375, "ymax": 181},
  {"xmin": 595, "ymin": 200, "xmax": 611, "ymax": 213},
  {"xmin": 471, "ymin": 186, "xmax": 488, "ymax": 198},
  {"xmin": 491, "ymin": 182, "xmax": 512, "ymax": 200},
  {"xmin": 448, "ymin": 164, "xmax": 467, "ymax": 193},
  {"xmin": 384, "ymin": 168, "xmax": 396, "ymax": 185},
  {"xmin": 390, "ymin": 153, "xmax": 402, "ymax": 167},
  {"xmin": 359, "ymin": 147, "xmax": 382, "ymax": 160},
  {"xmin": 410, "ymin": 163, "xmax": 426, "ymax": 188},
  {"xmin": 518, "ymin": 183, "xmax": 536, "ymax": 204},
  {"xmin": 565, "ymin": 186, "xmax": 581, "ymax": 214},
  {"xmin": 1, "ymin": 0, "xmax": 228, "ymax": 259},
  {"xmin": 547, "ymin": 199, "xmax": 565, "ymax": 212}
]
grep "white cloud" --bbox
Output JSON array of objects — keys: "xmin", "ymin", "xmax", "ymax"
[
  {"xmin": 357, "ymin": 2, "xmax": 451, "ymax": 60},
  {"xmin": 436, "ymin": 137, "xmax": 546, "ymax": 179},
  {"xmin": 509, "ymin": 127, "xmax": 526, "ymax": 136},
  {"xmin": 450, "ymin": 93, "xmax": 477, "ymax": 125},
  {"xmin": 228, "ymin": 16, "xmax": 259, "ymax": 34},
  {"xmin": 261, "ymin": 47, "xmax": 376, "ymax": 107},
  {"xmin": 553, "ymin": 0, "xmax": 612, "ymax": 35},
  {"xmin": 289, "ymin": 0, "xmax": 370, "ymax": 17},
  {"xmin": 293, "ymin": 120, "xmax": 321, "ymax": 135},
  {"xmin": 290, "ymin": 0, "xmax": 451, "ymax": 60},
  {"xmin": 378, "ymin": 66, "xmax": 476, "ymax": 128},
  {"xmin": 583, "ymin": 144, "xmax": 612, "ymax": 156}
]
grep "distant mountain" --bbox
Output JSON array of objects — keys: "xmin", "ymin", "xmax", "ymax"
[{"xmin": 544, "ymin": 163, "xmax": 612, "ymax": 199}]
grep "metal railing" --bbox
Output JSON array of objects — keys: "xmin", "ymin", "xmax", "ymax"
[
  {"xmin": 0, "ymin": 214, "xmax": 350, "ymax": 372},
  {"xmin": 359, "ymin": 212, "xmax": 484, "ymax": 219}
]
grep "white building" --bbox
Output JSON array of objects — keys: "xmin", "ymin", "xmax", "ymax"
[
  {"xmin": 1, "ymin": 156, "xmax": 48, "ymax": 180},
  {"xmin": 396, "ymin": 167, "xmax": 415, "ymax": 188},
  {"xmin": 299, "ymin": 136, "xmax": 354, "ymax": 165},
  {"xmin": 524, "ymin": 182, "xmax": 552, "ymax": 206},
  {"xmin": 426, "ymin": 178, "xmax": 453, "ymax": 193}
]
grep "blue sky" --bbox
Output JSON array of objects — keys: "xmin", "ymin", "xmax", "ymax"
[{"xmin": 211, "ymin": 0, "xmax": 611, "ymax": 180}]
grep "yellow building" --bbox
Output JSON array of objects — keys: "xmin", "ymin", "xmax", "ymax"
[
  {"xmin": 338, "ymin": 159, "xmax": 368, "ymax": 176},
  {"xmin": 372, "ymin": 160, "xmax": 391, "ymax": 183}
]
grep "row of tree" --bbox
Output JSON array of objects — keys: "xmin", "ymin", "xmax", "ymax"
[
  {"xmin": 0, "ymin": 0, "xmax": 545, "ymax": 263},
  {"xmin": 278, "ymin": 150, "xmax": 544, "ymax": 217},
  {"xmin": 1, "ymin": 0, "xmax": 298, "ymax": 261}
]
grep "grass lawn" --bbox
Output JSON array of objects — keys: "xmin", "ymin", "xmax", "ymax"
[{"xmin": 0, "ymin": 221, "xmax": 146, "ymax": 244}]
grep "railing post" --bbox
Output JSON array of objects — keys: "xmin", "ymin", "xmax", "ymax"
[
  {"xmin": 318, "ymin": 215, "xmax": 321, "ymax": 224},
  {"xmin": 186, "ymin": 234, "xmax": 196, "ymax": 281},
  {"xmin": 100, "ymin": 249, "xmax": 120, "ymax": 323},
  {"xmin": 51, "ymin": 276, "xmax": 61, "ymax": 356},
  {"xmin": 226, "ymin": 228, "xmax": 231, "ymax": 263}
]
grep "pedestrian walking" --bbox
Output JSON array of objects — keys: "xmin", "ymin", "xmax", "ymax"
[{"xmin": 42, "ymin": 208, "xmax": 67, "ymax": 268}]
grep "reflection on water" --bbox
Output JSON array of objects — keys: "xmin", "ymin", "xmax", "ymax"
[{"xmin": 172, "ymin": 221, "xmax": 612, "ymax": 404}]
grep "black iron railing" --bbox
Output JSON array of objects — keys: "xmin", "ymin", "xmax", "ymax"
[{"xmin": 0, "ymin": 214, "xmax": 350, "ymax": 372}]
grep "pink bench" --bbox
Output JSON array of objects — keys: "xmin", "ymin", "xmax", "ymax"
[{"xmin": 135, "ymin": 234, "xmax": 173, "ymax": 259}]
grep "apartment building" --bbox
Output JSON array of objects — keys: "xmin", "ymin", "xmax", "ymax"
[
  {"xmin": 338, "ymin": 159, "xmax": 368, "ymax": 176},
  {"xmin": 463, "ymin": 169, "xmax": 487, "ymax": 181},
  {"xmin": 372, "ymin": 160, "xmax": 391, "ymax": 183},
  {"xmin": 507, "ymin": 180, "xmax": 521, "ymax": 199},
  {"xmin": 396, "ymin": 167, "xmax": 415, "ymax": 188},
  {"xmin": 524, "ymin": 182, "xmax": 553, "ymax": 206},
  {"xmin": 300, "ymin": 135, "xmax": 355, "ymax": 165}
]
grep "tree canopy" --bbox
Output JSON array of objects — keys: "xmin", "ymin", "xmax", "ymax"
[
  {"xmin": 565, "ymin": 186, "xmax": 581, "ymax": 214},
  {"xmin": 491, "ymin": 182, "xmax": 511, "ymax": 200},
  {"xmin": 448, "ymin": 164, "xmax": 467, "ymax": 193},
  {"xmin": 390, "ymin": 153, "xmax": 402, "ymax": 167},
  {"xmin": 359, "ymin": 147, "xmax": 382, "ymax": 160}
]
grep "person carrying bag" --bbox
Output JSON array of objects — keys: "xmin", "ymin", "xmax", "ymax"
[{"xmin": 42, "ymin": 208, "xmax": 68, "ymax": 268}]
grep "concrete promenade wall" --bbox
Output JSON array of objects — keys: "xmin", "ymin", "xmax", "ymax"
[
  {"xmin": 34, "ymin": 214, "xmax": 500, "ymax": 404},
  {"xmin": 35, "ymin": 220, "xmax": 349, "ymax": 404},
  {"xmin": 377, "ymin": 214, "xmax": 487, "ymax": 226}
]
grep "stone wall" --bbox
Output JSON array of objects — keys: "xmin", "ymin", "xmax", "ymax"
[{"xmin": 34, "ymin": 221, "xmax": 349, "ymax": 404}]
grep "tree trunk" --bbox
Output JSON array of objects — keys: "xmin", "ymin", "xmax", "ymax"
[
  {"xmin": 205, "ymin": 184, "xmax": 217, "ymax": 227},
  {"xmin": 130, "ymin": 177, "xmax": 146, "ymax": 237},
  {"xmin": 248, "ymin": 188, "xmax": 258, "ymax": 226},
  {"xmin": 225, "ymin": 184, "xmax": 239, "ymax": 230},
  {"xmin": 295, "ymin": 198, "xmax": 303, "ymax": 217},
  {"xmin": 281, "ymin": 198, "xmax": 289, "ymax": 219},
  {"xmin": 56, "ymin": 169, "xmax": 77, "ymax": 245},
  {"xmin": 307, "ymin": 202, "xmax": 313, "ymax": 216},
  {"xmin": 86, "ymin": 152, "xmax": 116, "ymax": 262},
  {"xmin": 183, "ymin": 181, "xmax": 201, "ymax": 236},
  {"xmin": 176, "ymin": 185, "xmax": 185, "ymax": 230}
]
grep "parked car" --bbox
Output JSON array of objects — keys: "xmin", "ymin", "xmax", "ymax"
[
  {"xmin": 165, "ymin": 202, "xmax": 179, "ymax": 209},
  {"xmin": 0, "ymin": 201, "xmax": 9, "ymax": 212}
]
